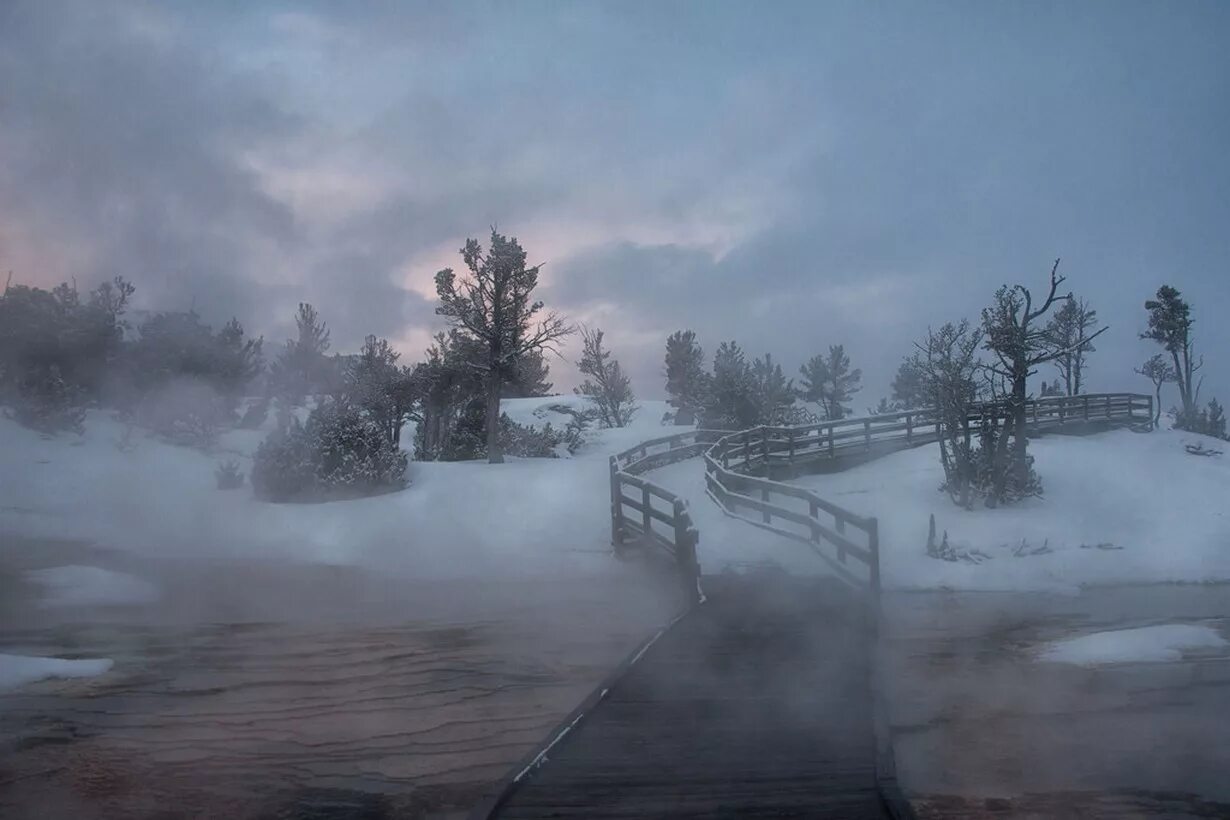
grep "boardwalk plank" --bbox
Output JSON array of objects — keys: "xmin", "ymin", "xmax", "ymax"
[{"xmin": 488, "ymin": 575, "xmax": 891, "ymax": 819}]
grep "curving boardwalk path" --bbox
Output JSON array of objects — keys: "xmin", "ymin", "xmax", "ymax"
[{"xmin": 482, "ymin": 575, "xmax": 893, "ymax": 819}]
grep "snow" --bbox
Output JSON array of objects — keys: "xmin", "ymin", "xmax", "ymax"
[
  {"xmin": 2, "ymin": 401, "xmax": 1226, "ymax": 592},
  {"xmin": 1037, "ymin": 624, "xmax": 1228, "ymax": 665},
  {"xmin": 26, "ymin": 565, "xmax": 161, "ymax": 608},
  {"xmin": 0, "ymin": 399, "xmax": 683, "ymax": 580},
  {"xmin": 0, "ymin": 654, "xmax": 114, "ymax": 691},
  {"xmin": 791, "ymin": 427, "xmax": 1230, "ymax": 591}
]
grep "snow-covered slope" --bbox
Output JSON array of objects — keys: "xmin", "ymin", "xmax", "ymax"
[
  {"xmin": 1037, "ymin": 624, "xmax": 1228, "ymax": 665},
  {"xmin": 794, "ymin": 427, "xmax": 1230, "ymax": 591},
  {"xmin": 0, "ymin": 399, "xmax": 683, "ymax": 579}
]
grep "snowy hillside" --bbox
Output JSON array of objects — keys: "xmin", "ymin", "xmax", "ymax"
[
  {"xmin": 793, "ymin": 427, "xmax": 1230, "ymax": 592},
  {"xmin": 0, "ymin": 398, "xmax": 681, "ymax": 579}
]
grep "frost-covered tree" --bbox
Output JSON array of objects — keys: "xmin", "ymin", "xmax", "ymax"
[
  {"xmin": 503, "ymin": 349, "xmax": 553, "ymax": 398},
  {"xmin": 1134, "ymin": 353, "xmax": 1175, "ymax": 427},
  {"xmin": 909, "ymin": 321, "xmax": 983, "ymax": 508},
  {"xmin": 435, "ymin": 230, "xmax": 573, "ymax": 463},
  {"xmin": 269, "ymin": 303, "xmax": 332, "ymax": 407},
  {"xmin": 346, "ymin": 335, "xmax": 416, "ymax": 447},
  {"xmin": 664, "ymin": 330, "xmax": 708, "ymax": 425},
  {"xmin": 703, "ymin": 340, "xmax": 756, "ymax": 429},
  {"xmin": 890, "ymin": 357, "xmax": 929, "ymax": 410},
  {"xmin": 750, "ymin": 353, "xmax": 793, "ymax": 424},
  {"xmin": 575, "ymin": 326, "xmax": 637, "ymax": 428},
  {"xmin": 1141, "ymin": 285, "xmax": 1202, "ymax": 428},
  {"xmin": 981, "ymin": 260, "xmax": 1106, "ymax": 504},
  {"xmin": 413, "ymin": 330, "xmax": 487, "ymax": 461},
  {"xmin": 1044, "ymin": 297, "xmax": 1098, "ymax": 395},
  {"xmin": 798, "ymin": 345, "xmax": 861, "ymax": 420}
]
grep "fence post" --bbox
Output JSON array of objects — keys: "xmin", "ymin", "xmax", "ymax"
[
  {"xmin": 1032, "ymin": 401, "xmax": 1039, "ymax": 428},
  {"xmin": 721, "ymin": 439, "xmax": 729, "ymax": 470},
  {"xmin": 762, "ymin": 427, "xmax": 771, "ymax": 477},
  {"xmin": 868, "ymin": 517, "xmax": 882, "ymax": 598},
  {"xmin": 1148, "ymin": 394, "xmax": 1155, "ymax": 428},
  {"xmin": 1105, "ymin": 394, "xmax": 1112, "ymax": 419},
  {"xmin": 836, "ymin": 516, "xmax": 847, "ymax": 563},
  {"xmin": 864, "ymin": 419, "xmax": 872, "ymax": 451},
  {"xmin": 828, "ymin": 424, "xmax": 836, "ymax": 457},
  {"xmin": 809, "ymin": 498, "xmax": 819, "ymax": 544},
  {"xmin": 1083, "ymin": 395, "xmax": 1090, "ymax": 420},
  {"xmin": 905, "ymin": 414, "xmax": 913, "ymax": 445},
  {"xmin": 788, "ymin": 428, "xmax": 796, "ymax": 464},
  {"xmin": 609, "ymin": 456, "xmax": 623, "ymax": 549},
  {"xmin": 673, "ymin": 500, "xmax": 701, "ymax": 607},
  {"xmin": 743, "ymin": 430, "xmax": 751, "ymax": 471},
  {"xmin": 642, "ymin": 484, "xmax": 652, "ymax": 544}
]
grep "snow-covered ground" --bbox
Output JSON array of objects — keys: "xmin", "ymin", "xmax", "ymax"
[
  {"xmin": 793, "ymin": 427, "xmax": 1230, "ymax": 592},
  {"xmin": 0, "ymin": 654, "xmax": 113, "ymax": 691},
  {"xmin": 0, "ymin": 397, "xmax": 684, "ymax": 580},
  {"xmin": 3, "ymin": 399, "xmax": 1227, "ymax": 593},
  {"xmin": 1036, "ymin": 623, "xmax": 1228, "ymax": 665}
]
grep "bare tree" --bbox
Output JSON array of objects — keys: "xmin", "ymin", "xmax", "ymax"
[
  {"xmin": 575, "ymin": 326, "xmax": 637, "ymax": 428},
  {"xmin": 1135, "ymin": 353, "xmax": 1176, "ymax": 428},
  {"xmin": 435, "ymin": 230, "xmax": 573, "ymax": 463},
  {"xmin": 981, "ymin": 259, "xmax": 1107, "ymax": 503}
]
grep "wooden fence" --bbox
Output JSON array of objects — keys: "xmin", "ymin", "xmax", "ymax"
[{"xmin": 609, "ymin": 430, "xmax": 731, "ymax": 605}]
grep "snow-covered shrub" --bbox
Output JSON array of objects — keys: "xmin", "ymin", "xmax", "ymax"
[
  {"xmin": 1174, "ymin": 398, "xmax": 1228, "ymax": 440},
  {"xmin": 215, "ymin": 459, "xmax": 244, "ymax": 490},
  {"xmin": 11, "ymin": 365, "xmax": 86, "ymax": 435},
  {"xmin": 133, "ymin": 379, "xmax": 232, "ymax": 450},
  {"xmin": 499, "ymin": 414, "xmax": 565, "ymax": 458},
  {"xmin": 251, "ymin": 399, "xmax": 407, "ymax": 501}
]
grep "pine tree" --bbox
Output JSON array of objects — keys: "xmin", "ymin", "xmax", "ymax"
[
  {"xmin": 704, "ymin": 340, "xmax": 756, "ymax": 428},
  {"xmin": 890, "ymin": 357, "xmax": 928, "ymax": 410},
  {"xmin": 750, "ymin": 353, "xmax": 793, "ymax": 424},
  {"xmin": 1142, "ymin": 285, "xmax": 1202, "ymax": 428},
  {"xmin": 575, "ymin": 326, "xmax": 637, "ymax": 428},
  {"xmin": 798, "ymin": 345, "xmax": 861, "ymax": 420},
  {"xmin": 1044, "ymin": 297, "xmax": 1098, "ymax": 395},
  {"xmin": 269, "ymin": 303, "xmax": 331, "ymax": 407},
  {"xmin": 664, "ymin": 330, "xmax": 708, "ymax": 425},
  {"xmin": 435, "ymin": 230, "xmax": 573, "ymax": 463}
]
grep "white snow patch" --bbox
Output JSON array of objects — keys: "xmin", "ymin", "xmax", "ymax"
[
  {"xmin": 1037, "ymin": 624, "xmax": 1228, "ymax": 665},
  {"xmin": 0, "ymin": 654, "xmax": 114, "ymax": 690},
  {"xmin": 26, "ymin": 565, "xmax": 161, "ymax": 608},
  {"xmin": 793, "ymin": 427, "xmax": 1230, "ymax": 591}
]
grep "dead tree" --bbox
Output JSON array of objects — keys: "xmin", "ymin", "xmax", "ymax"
[
  {"xmin": 981, "ymin": 259, "xmax": 1108, "ymax": 504},
  {"xmin": 1135, "ymin": 353, "xmax": 1176, "ymax": 428}
]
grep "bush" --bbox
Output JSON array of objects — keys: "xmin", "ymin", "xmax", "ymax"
[
  {"xmin": 239, "ymin": 397, "xmax": 270, "ymax": 430},
  {"xmin": 133, "ymin": 379, "xmax": 233, "ymax": 450},
  {"xmin": 1174, "ymin": 398, "xmax": 1228, "ymax": 440},
  {"xmin": 12, "ymin": 366, "xmax": 86, "ymax": 435},
  {"xmin": 215, "ymin": 459, "xmax": 244, "ymax": 490},
  {"xmin": 251, "ymin": 399, "xmax": 408, "ymax": 501}
]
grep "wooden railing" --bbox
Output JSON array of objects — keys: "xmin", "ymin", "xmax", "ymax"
[
  {"xmin": 717, "ymin": 392, "xmax": 1153, "ymax": 476},
  {"xmin": 609, "ymin": 430, "xmax": 731, "ymax": 606},
  {"xmin": 702, "ymin": 433, "xmax": 883, "ymax": 592},
  {"xmin": 611, "ymin": 393, "xmax": 1152, "ymax": 599}
]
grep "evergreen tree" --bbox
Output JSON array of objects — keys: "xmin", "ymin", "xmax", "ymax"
[
  {"xmin": 704, "ymin": 340, "xmax": 756, "ymax": 428},
  {"xmin": 346, "ymin": 335, "xmax": 416, "ymax": 447},
  {"xmin": 435, "ymin": 230, "xmax": 573, "ymax": 463},
  {"xmin": 890, "ymin": 357, "xmax": 929, "ymax": 410},
  {"xmin": 269, "ymin": 303, "xmax": 331, "ymax": 407},
  {"xmin": 664, "ymin": 330, "xmax": 708, "ymax": 425},
  {"xmin": 1142, "ymin": 285, "xmax": 1202, "ymax": 427},
  {"xmin": 503, "ymin": 349, "xmax": 553, "ymax": 398},
  {"xmin": 750, "ymin": 353, "xmax": 793, "ymax": 424},
  {"xmin": 1044, "ymin": 297, "xmax": 1098, "ymax": 395},
  {"xmin": 798, "ymin": 345, "xmax": 861, "ymax": 420},
  {"xmin": 575, "ymin": 326, "xmax": 637, "ymax": 428}
]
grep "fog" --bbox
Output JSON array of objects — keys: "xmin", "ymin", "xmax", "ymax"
[{"xmin": 3, "ymin": 2, "xmax": 1230, "ymax": 818}]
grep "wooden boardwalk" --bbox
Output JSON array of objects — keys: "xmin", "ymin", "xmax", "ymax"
[{"xmin": 481, "ymin": 575, "xmax": 900, "ymax": 819}]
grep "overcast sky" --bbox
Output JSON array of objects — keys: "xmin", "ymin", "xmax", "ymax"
[{"xmin": 3, "ymin": 0, "xmax": 1228, "ymax": 404}]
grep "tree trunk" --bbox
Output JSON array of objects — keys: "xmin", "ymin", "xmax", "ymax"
[{"xmin": 485, "ymin": 373, "xmax": 504, "ymax": 464}]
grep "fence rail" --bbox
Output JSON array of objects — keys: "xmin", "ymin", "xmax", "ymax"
[{"xmin": 610, "ymin": 393, "xmax": 1152, "ymax": 600}]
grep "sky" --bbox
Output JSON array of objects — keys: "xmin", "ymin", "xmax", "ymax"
[{"xmin": 2, "ymin": 0, "xmax": 1228, "ymax": 405}]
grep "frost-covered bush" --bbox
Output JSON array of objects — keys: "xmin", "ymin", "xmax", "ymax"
[
  {"xmin": 11, "ymin": 365, "xmax": 86, "ymax": 435},
  {"xmin": 215, "ymin": 459, "xmax": 244, "ymax": 490},
  {"xmin": 251, "ymin": 399, "xmax": 407, "ymax": 501},
  {"xmin": 134, "ymin": 379, "xmax": 232, "ymax": 450},
  {"xmin": 499, "ymin": 415, "xmax": 564, "ymax": 458},
  {"xmin": 238, "ymin": 397, "xmax": 270, "ymax": 430},
  {"xmin": 1174, "ymin": 398, "xmax": 1228, "ymax": 440}
]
